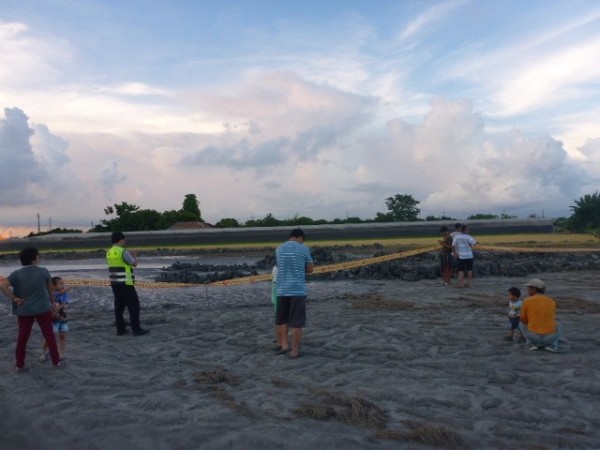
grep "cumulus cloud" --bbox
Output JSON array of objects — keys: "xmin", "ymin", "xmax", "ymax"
[
  {"xmin": 0, "ymin": 108, "xmax": 46, "ymax": 205},
  {"xmin": 180, "ymin": 71, "xmax": 373, "ymax": 171},
  {"xmin": 376, "ymin": 99, "xmax": 587, "ymax": 217},
  {"xmin": 0, "ymin": 107, "xmax": 89, "ymax": 216},
  {"xmin": 97, "ymin": 161, "xmax": 127, "ymax": 198}
]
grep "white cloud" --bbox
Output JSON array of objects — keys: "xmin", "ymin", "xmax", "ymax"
[
  {"xmin": 0, "ymin": 107, "xmax": 88, "ymax": 214},
  {"xmin": 398, "ymin": 0, "xmax": 467, "ymax": 41}
]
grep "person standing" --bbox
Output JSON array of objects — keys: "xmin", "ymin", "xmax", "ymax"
[
  {"xmin": 452, "ymin": 225, "xmax": 477, "ymax": 288},
  {"xmin": 504, "ymin": 286, "xmax": 525, "ymax": 342},
  {"xmin": 0, "ymin": 247, "xmax": 62, "ymax": 372},
  {"xmin": 438, "ymin": 226, "xmax": 453, "ymax": 285},
  {"xmin": 275, "ymin": 228, "xmax": 314, "ymax": 358},
  {"xmin": 41, "ymin": 276, "xmax": 74, "ymax": 361},
  {"xmin": 519, "ymin": 278, "xmax": 561, "ymax": 352},
  {"xmin": 107, "ymin": 232, "xmax": 149, "ymax": 336}
]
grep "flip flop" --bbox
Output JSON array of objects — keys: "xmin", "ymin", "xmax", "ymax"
[
  {"xmin": 289, "ymin": 350, "xmax": 302, "ymax": 359},
  {"xmin": 277, "ymin": 348, "xmax": 291, "ymax": 355}
]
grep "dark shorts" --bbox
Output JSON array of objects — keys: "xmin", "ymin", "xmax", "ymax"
[
  {"xmin": 275, "ymin": 296, "xmax": 306, "ymax": 328},
  {"xmin": 458, "ymin": 258, "xmax": 474, "ymax": 272},
  {"xmin": 508, "ymin": 317, "xmax": 520, "ymax": 330}
]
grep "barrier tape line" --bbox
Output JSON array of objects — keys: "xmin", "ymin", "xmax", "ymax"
[
  {"xmin": 1, "ymin": 244, "xmax": 599, "ymax": 289},
  {"xmin": 208, "ymin": 246, "xmax": 437, "ymax": 286}
]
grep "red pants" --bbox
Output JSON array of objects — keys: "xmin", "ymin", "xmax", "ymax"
[{"xmin": 16, "ymin": 310, "xmax": 60, "ymax": 368}]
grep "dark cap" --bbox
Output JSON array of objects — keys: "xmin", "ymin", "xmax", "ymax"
[{"xmin": 111, "ymin": 231, "xmax": 125, "ymax": 243}]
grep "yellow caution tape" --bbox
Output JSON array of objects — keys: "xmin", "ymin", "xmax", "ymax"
[
  {"xmin": 208, "ymin": 246, "xmax": 436, "ymax": 286},
  {"xmin": 2, "ymin": 244, "xmax": 599, "ymax": 290}
]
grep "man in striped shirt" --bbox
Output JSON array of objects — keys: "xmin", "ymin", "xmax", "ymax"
[{"xmin": 275, "ymin": 228, "xmax": 314, "ymax": 358}]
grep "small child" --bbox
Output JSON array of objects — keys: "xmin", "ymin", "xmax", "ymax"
[
  {"xmin": 504, "ymin": 286, "xmax": 525, "ymax": 342},
  {"xmin": 41, "ymin": 277, "xmax": 74, "ymax": 361}
]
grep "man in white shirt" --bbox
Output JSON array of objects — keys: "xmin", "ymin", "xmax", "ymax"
[{"xmin": 452, "ymin": 225, "xmax": 477, "ymax": 288}]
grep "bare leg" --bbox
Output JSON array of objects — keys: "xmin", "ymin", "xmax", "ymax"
[
  {"xmin": 457, "ymin": 271, "xmax": 465, "ymax": 287},
  {"xmin": 59, "ymin": 332, "xmax": 67, "ymax": 357},
  {"xmin": 277, "ymin": 324, "xmax": 289, "ymax": 350},
  {"xmin": 290, "ymin": 327, "xmax": 302, "ymax": 358},
  {"xmin": 465, "ymin": 270, "xmax": 473, "ymax": 287}
]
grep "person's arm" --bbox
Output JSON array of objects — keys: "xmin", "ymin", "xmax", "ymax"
[
  {"xmin": 0, "ymin": 278, "xmax": 25, "ymax": 306},
  {"xmin": 520, "ymin": 301, "xmax": 528, "ymax": 324},
  {"xmin": 306, "ymin": 262, "xmax": 314, "ymax": 274},
  {"xmin": 47, "ymin": 278, "xmax": 56, "ymax": 307},
  {"xmin": 123, "ymin": 250, "xmax": 138, "ymax": 268}
]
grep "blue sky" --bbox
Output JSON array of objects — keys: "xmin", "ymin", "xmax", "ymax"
[{"xmin": 1, "ymin": 0, "xmax": 599, "ymax": 236}]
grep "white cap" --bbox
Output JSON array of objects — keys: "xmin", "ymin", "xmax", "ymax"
[{"xmin": 524, "ymin": 278, "xmax": 545, "ymax": 289}]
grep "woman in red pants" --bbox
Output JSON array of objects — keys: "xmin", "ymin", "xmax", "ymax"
[{"xmin": 0, "ymin": 247, "xmax": 62, "ymax": 372}]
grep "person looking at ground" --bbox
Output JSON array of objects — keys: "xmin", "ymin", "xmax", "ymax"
[
  {"xmin": 519, "ymin": 278, "xmax": 561, "ymax": 352},
  {"xmin": 275, "ymin": 228, "xmax": 314, "ymax": 359},
  {"xmin": 452, "ymin": 225, "xmax": 477, "ymax": 288},
  {"xmin": 0, "ymin": 247, "xmax": 62, "ymax": 372}
]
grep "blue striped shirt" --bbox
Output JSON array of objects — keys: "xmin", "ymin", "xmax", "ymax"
[{"xmin": 275, "ymin": 240, "xmax": 313, "ymax": 296}]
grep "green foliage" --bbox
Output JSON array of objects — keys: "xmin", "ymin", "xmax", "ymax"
[
  {"xmin": 373, "ymin": 212, "xmax": 394, "ymax": 222},
  {"xmin": 181, "ymin": 194, "xmax": 202, "ymax": 221},
  {"xmin": 567, "ymin": 191, "xmax": 600, "ymax": 232},
  {"xmin": 215, "ymin": 218, "xmax": 241, "ymax": 228},
  {"xmin": 552, "ymin": 217, "xmax": 568, "ymax": 231},
  {"xmin": 467, "ymin": 213, "xmax": 499, "ymax": 220},
  {"xmin": 425, "ymin": 215, "xmax": 455, "ymax": 221},
  {"xmin": 92, "ymin": 195, "xmax": 205, "ymax": 232},
  {"xmin": 384, "ymin": 194, "xmax": 421, "ymax": 221},
  {"xmin": 28, "ymin": 228, "xmax": 83, "ymax": 237}
]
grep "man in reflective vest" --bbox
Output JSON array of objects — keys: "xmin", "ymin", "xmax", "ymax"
[{"xmin": 107, "ymin": 231, "xmax": 149, "ymax": 336}]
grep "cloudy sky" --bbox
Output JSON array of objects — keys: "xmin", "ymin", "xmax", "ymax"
[{"xmin": 1, "ymin": 0, "xmax": 599, "ymax": 236}]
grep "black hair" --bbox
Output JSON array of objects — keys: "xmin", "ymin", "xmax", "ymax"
[
  {"xmin": 508, "ymin": 287, "xmax": 521, "ymax": 297},
  {"xmin": 460, "ymin": 225, "xmax": 469, "ymax": 232},
  {"xmin": 19, "ymin": 247, "xmax": 39, "ymax": 266},
  {"xmin": 440, "ymin": 226, "xmax": 449, "ymax": 232},
  {"xmin": 111, "ymin": 231, "xmax": 125, "ymax": 243},
  {"xmin": 52, "ymin": 276, "xmax": 63, "ymax": 285},
  {"xmin": 454, "ymin": 222, "xmax": 462, "ymax": 229},
  {"xmin": 289, "ymin": 228, "xmax": 305, "ymax": 239}
]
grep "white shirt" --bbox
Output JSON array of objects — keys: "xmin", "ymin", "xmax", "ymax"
[{"xmin": 452, "ymin": 233, "xmax": 477, "ymax": 259}]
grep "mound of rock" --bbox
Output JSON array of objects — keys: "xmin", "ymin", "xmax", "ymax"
[{"xmin": 156, "ymin": 248, "xmax": 600, "ymax": 284}]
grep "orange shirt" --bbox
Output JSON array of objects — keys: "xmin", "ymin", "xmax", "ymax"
[{"xmin": 520, "ymin": 294, "xmax": 556, "ymax": 334}]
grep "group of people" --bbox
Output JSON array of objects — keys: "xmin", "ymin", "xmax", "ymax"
[
  {"xmin": 1, "ymin": 231, "xmax": 150, "ymax": 373},
  {"xmin": 438, "ymin": 222, "xmax": 477, "ymax": 288},
  {"xmin": 1, "ymin": 226, "xmax": 563, "ymax": 373},
  {"xmin": 437, "ymin": 222, "xmax": 562, "ymax": 351},
  {"xmin": 505, "ymin": 279, "xmax": 562, "ymax": 352}
]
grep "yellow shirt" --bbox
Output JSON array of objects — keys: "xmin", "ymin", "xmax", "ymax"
[{"xmin": 520, "ymin": 294, "xmax": 556, "ymax": 334}]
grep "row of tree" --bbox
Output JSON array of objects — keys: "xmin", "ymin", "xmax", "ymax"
[{"xmin": 28, "ymin": 191, "xmax": 600, "ymax": 236}]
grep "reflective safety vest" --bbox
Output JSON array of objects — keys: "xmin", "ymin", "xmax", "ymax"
[{"xmin": 106, "ymin": 245, "xmax": 135, "ymax": 286}]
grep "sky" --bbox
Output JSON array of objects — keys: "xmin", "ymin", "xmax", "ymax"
[{"xmin": 1, "ymin": 0, "xmax": 599, "ymax": 237}]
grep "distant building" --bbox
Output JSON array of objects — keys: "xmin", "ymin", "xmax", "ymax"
[{"xmin": 167, "ymin": 221, "xmax": 214, "ymax": 230}]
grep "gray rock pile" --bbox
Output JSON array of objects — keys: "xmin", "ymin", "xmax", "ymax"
[{"xmin": 156, "ymin": 248, "xmax": 600, "ymax": 284}]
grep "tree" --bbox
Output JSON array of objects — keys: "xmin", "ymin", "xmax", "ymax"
[
  {"xmin": 181, "ymin": 194, "xmax": 202, "ymax": 221},
  {"xmin": 467, "ymin": 213, "xmax": 498, "ymax": 220},
  {"xmin": 384, "ymin": 194, "xmax": 421, "ymax": 221},
  {"xmin": 373, "ymin": 212, "xmax": 393, "ymax": 222},
  {"xmin": 567, "ymin": 191, "xmax": 600, "ymax": 232},
  {"xmin": 215, "ymin": 218, "xmax": 240, "ymax": 228}
]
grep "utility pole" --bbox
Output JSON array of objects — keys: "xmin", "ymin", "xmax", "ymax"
[{"xmin": 37, "ymin": 214, "xmax": 41, "ymax": 234}]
